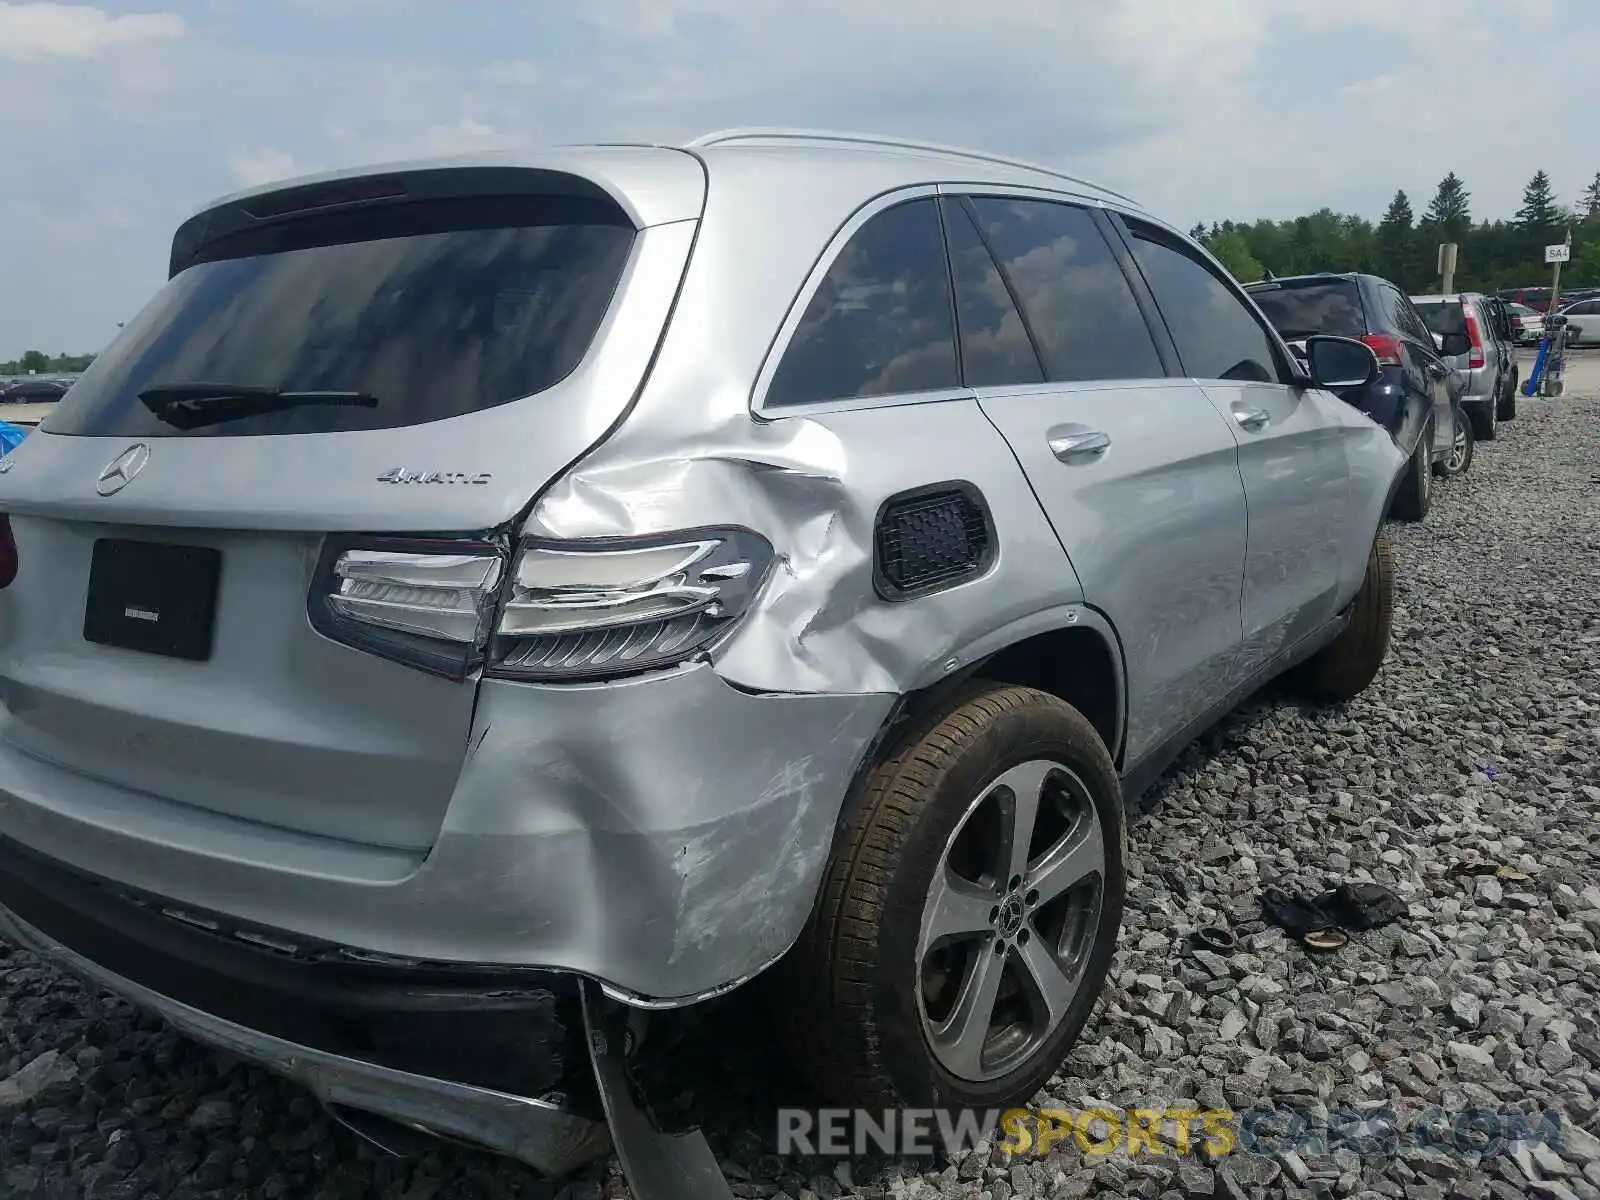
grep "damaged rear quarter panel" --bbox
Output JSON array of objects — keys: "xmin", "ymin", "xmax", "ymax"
[{"xmin": 506, "ymin": 153, "xmax": 1093, "ymax": 1001}]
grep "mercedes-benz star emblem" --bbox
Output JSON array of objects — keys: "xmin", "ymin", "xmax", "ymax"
[{"xmin": 96, "ymin": 443, "xmax": 151, "ymax": 497}]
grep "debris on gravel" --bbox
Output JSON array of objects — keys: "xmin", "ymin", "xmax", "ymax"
[{"xmin": 1, "ymin": 385, "xmax": 1597, "ymax": 1198}]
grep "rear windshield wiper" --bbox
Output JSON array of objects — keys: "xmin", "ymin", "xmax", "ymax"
[{"xmin": 137, "ymin": 382, "xmax": 380, "ymax": 430}]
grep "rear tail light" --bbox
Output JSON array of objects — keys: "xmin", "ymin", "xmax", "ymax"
[
  {"xmin": 0, "ymin": 516, "xmax": 16, "ymax": 589},
  {"xmin": 309, "ymin": 527, "xmax": 773, "ymax": 682},
  {"xmin": 489, "ymin": 529, "xmax": 774, "ymax": 681},
  {"xmin": 1464, "ymin": 308, "xmax": 1486, "ymax": 369},
  {"xmin": 309, "ymin": 536, "xmax": 505, "ymax": 680},
  {"xmin": 1359, "ymin": 333, "xmax": 1403, "ymax": 366}
]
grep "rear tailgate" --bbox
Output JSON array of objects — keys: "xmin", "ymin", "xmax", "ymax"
[
  {"xmin": 1245, "ymin": 277, "xmax": 1368, "ymax": 343},
  {"xmin": 0, "ymin": 156, "xmax": 703, "ymax": 854},
  {"xmin": 1413, "ymin": 299, "xmax": 1469, "ymax": 367}
]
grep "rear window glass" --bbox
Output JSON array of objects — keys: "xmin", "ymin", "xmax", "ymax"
[
  {"xmin": 43, "ymin": 195, "xmax": 635, "ymax": 438},
  {"xmin": 1413, "ymin": 301, "xmax": 1466, "ymax": 336},
  {"xmin": 765, "ymin": 198, "xmax": 959, "ymax": 408},
  {"xmin": 1247, "ymin": 282, "xmax": 1366, "ymax": 339}
]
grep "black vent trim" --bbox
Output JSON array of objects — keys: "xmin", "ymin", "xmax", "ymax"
[{"xmin": 874, "ymin": 481, "xmax": 996, "ymax": 601}]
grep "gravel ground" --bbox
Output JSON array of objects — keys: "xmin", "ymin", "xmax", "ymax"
[{"xmin": 1, "ymin": 370, "xmax": 1598, "ymax": 1200}]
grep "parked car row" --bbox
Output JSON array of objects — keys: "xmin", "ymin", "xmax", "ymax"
[
  {"xmin": 0, "ymin": 129, "xmax": 1512, "ymax": 1196},
  {"xmin": 1243, "ymin": 271, "xmax": 1496, "ymax": 520},
  {"xmin": 0, "ymin": 376, "xmax": 75, "ymax": 437},
  {"xmin": 1494, "ymin": 284, "xmax": 1600, "ymax": 314}
]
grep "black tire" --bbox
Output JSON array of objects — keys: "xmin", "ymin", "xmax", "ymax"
[
  {"xmin": 1434, "ymin": 410, "xmax": 1474, "ymax": 478},
  {"xmin": 1389, "ymin": 431, "xmax": 1432, "ymax": 522},
  {"xmin": 775, "ymin": 682, "xmax": 1126, "ymax": 1110},
  {"xmin": 1498, "ymin": 375, "xmax": 1518, "ymax": 421},
  {"xmin": 1468, "ymin": 397, "xmax": 1497, "ymax": 441},
  {"xmin": 1295, "ymin": 530, "xmax": 1395, "ymax": 702}
]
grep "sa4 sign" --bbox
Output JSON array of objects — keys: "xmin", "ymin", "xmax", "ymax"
[
  {"xmin": 1545, "ymin": 244, "xmax": 1571, "ymax": 264},
  {"xmin": 376, "ymin": 468, "xmax": 494, "ymax": 485}
]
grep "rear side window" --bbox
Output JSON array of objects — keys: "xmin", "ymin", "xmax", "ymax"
[
  {"xmin": 1124, "ymin": 222, "xmax": 1282, "ymax": 383},
  {"xmin": 766, "ymin": 198, "xmax": 959, "ymax": 408},
  {"xmin": 966, "ymin": 198, "xmax": 1165, "ymax": 383},
  {"xmin": 1248, "ymin": 281, "xmax": 1366, "ymax": 339},
  {"xmin": 1389, "ymin": 290, "xmax": 1435, "ymax": 345},
  {"xmin": 940, "ymin": 199, "xmax": 1043, "ymax": 388},
  {"xmin": 44, "ymin": 194, "xmax": 637, "ymax": 438},
  {"xmin": 1414, "ymin": 301, "xmax": 1466, "ymax": 337}
]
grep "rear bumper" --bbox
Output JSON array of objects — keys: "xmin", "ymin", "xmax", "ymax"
[
  {"xmin": 0, "ymin": 662, "xmax": 894, "ymax": 1005},
  {"xmin": 0, "ymin": 888, "xmax": 611, "ymax": 1177},
  {"xmin": 1458, "ymin": 366, "xmax": 1497, "ymax": 402}
]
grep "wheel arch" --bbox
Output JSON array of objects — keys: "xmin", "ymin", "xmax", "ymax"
[{"xmin": 876, "ymin": 606, "xmax": 1127, "ymax": 773}]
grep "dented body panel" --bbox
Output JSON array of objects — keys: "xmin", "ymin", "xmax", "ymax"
[{"xmin": 0, "ymin": 660, "xmax": 890, "ymax": 1001}]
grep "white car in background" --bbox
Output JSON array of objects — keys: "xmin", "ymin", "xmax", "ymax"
[
  {"xmin": 1553, "ymin": 298, "xmax": 1600, "ymax": 346},
  {"xmin": 1506, "ymin": 303, "xmax": 1544, "ymax": 346}
]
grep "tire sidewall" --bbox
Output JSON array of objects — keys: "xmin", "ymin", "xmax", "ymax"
[{"xmin": 869, "ymin": 698, "xmax": 1126, "ymax": 1110}]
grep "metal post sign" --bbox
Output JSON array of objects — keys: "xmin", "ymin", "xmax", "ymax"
[{"xmin": 1546, "ymin": 243, "xmax": 1572, "ymax": 263}]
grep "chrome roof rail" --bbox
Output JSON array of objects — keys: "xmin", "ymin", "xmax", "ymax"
[{"xmin": 685, "ymin": 127, "xmax": 1141, "ymax": 207}]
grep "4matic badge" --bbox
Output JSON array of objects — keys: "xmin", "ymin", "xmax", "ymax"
[{"xmin": 376, "ymin": 468, "xmax": 493, "ymax": 485}]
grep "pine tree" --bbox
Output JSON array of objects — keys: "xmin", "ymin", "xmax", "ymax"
[
  {"xmin": 1581, "ymin": 172, "xmax": 1600, "ymax": 218},
  {"xmin": 1515, "ymin": 170, "xmax": 1561, "ymax": 235},
  {"xmin": 1422, "ymin": 172, "xmax": 1472, "ymax": 241},
  {"xmin": 1376, "ymin": 190, "xmax": 1416, "ymax": 288}
]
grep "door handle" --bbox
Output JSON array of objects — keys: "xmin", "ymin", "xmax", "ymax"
[
  {"xmin": 1232, "ymin": 406, "xmax": 1271, "ymax": 432},
  {"xmin": 1047, "ymin": 429, "xmax": 1111, "ymax": 463}
]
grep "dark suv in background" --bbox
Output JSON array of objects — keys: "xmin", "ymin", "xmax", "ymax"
[{"xmin": 1246, "ymin": 272, "xmax": 1470, "ymax": 521}]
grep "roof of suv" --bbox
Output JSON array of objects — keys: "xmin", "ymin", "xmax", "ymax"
[
  {"xmin": 177, "ymin": 128, "xmax": 1147, "ymax": 236},
  {"xmin": 1244, "ymin": 272, "xmax": 1368, "ymax": 289}
]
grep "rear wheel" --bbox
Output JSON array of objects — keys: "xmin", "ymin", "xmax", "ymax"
[
  {"xmin": 1497, "ymin": 374, "xmax": 1518, "ymax": 421},
  {"xmin": 1295, "ymin": 530, "xmax": 1395, "ymax": 702},
  {"xmin": 1434, "ymin": 410, "xmax": 1474, "ymax": 477},
  {"xmin": 1468, "ymin": 396, "xmax": 1498, "ymax": 441},
  {"xmin": 1389, "ymin": 430, "xmax": 1432, "ymax": 522},
  {"xmin": 776, "ymin": 683, "xmax": 1125, "ymax": 1110}
]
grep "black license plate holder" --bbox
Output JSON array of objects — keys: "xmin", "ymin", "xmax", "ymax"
[{"xmin": 83, "ymin": 539, "xmax": 223, "ymax": 662}]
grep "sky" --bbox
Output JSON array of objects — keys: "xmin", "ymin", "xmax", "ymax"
[{"xmin": 1, "ymin": 0, "xmax": 1595, "ymax": 354}]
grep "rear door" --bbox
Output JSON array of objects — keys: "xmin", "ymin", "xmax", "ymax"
[
  {"xmin": 1113, "ymin": 218, "xmax": 1352, "ymax": 665},
  {"xmin": 0, "ymin": 164, "xmax": 703, "ymax": 853},
  {"xmin": 1383, "ymin": 284, "xmax": 1454, "ymax": 452},
  {"xmin": 946, "ymin": 193, "xmax": 1248, "ymax": 763}
]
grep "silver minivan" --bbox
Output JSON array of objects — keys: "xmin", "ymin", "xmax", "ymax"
[{"xmin": 0, "ymin": 130, "xmax": 1405, "ymax": 1194}]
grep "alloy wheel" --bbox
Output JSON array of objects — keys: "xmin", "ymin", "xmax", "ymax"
[
  {"xmin": 916, "ymin": 759, "xmax": 1105, "ymax": 1082},
  {"xmin": 1446, "ymin": 421, "xmax": 1469, "ymax": 473}
]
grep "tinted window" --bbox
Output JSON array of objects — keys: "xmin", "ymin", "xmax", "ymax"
[
  {"xmin": 1392, "ymin": 293, "xmax": 1435, "ymax": 345},
  {"xmin": 45, "ymin": 195, "xmax": 636, "ymax": 438},
  {"xmin": 1125, "ymin": 223, "xmax": 1281, "ymax": 383},
  {"xmin": 1569, "ymin": 301, "xmax": 1600, "ymax": 315},
  {"xmin": 967, "ymin": 198, "xmax": 1164, "ymax": 383},
  {"xmin": 767, "ymin": 199, "xmax": 958, "ymax": 408},
  {"xmin": 1414, "ymin": 301, "xmax": 1466, "ymax": 337},
  {"xmin": 940, "ymin": 199, "xmax": 1043, "ymax": 388},
  {"xmin": 1248, "ymin": 280, "xmax": 1366, "ymax": 338}
]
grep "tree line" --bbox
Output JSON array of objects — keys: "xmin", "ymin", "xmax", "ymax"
[
  {"xmin": 1, "ymin": 350, "xmax": 95, "ymax": 376},
  {"xmin": 1195, "ymin": 169, "xmax": 1600, "ymax": 294}
]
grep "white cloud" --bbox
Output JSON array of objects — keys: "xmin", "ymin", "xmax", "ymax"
[
  {"xmin": 0, "ymin": 0, "xmax": 1595, "ymax": 354},
  {"xmin": 226, "ymin": 145, "xmax": 304, "ymax": 187},
  {"xmin": 0, "ymin": 2, "xmax": 184, "ymax": 60}
]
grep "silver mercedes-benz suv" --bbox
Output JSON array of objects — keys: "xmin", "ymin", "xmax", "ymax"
[{"xmin": 0, "ymin": 129, "xmax": 1404, "ymax": 1195}]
